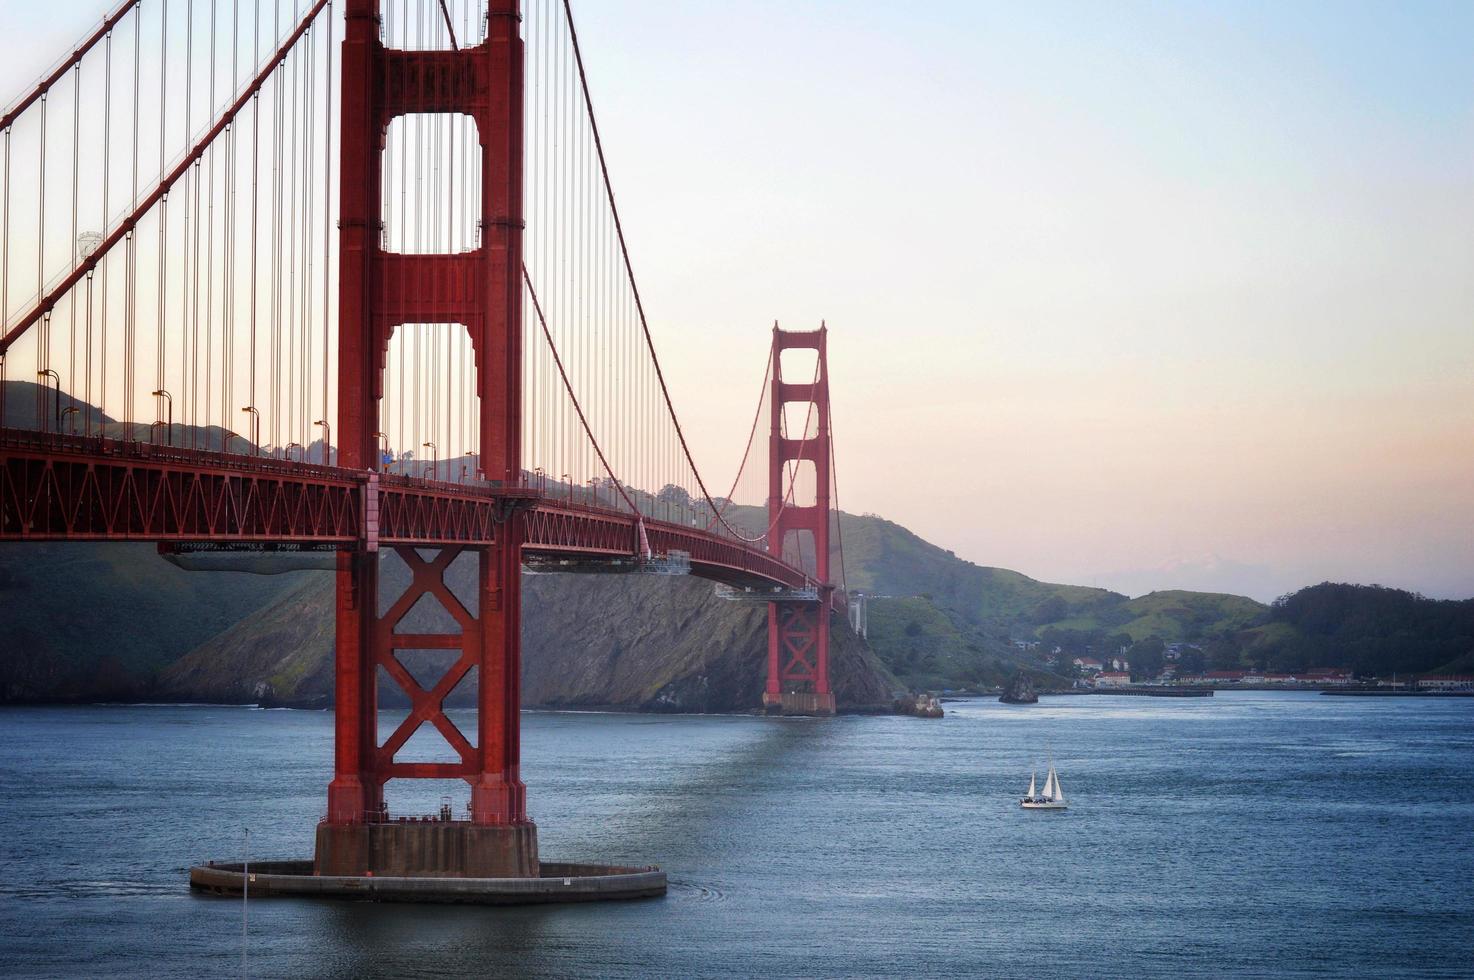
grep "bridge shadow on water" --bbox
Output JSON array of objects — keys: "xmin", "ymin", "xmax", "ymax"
[{"xmin": 307, "ymin": 714, "xmax": 839, "ymax": 978}]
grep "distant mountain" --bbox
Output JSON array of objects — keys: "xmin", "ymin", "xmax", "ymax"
[
  {"xmin": 1039, "ymin": 589, "xmax": 1265, "ymax": 643},
  {"xmin": 3, "ymin": 380, "xmax": 112, "ymax": 431},
  {"xmin": 1089, "ymin": 554, "xmax": 1297, "ymax": 605}
]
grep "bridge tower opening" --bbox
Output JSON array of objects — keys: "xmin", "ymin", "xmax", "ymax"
[
  {"xmin": 318, "ymin": 0, "xmax": 536, "ymax": 877},
  {"xmin": 764, "ymin": 325, "xmax": 836, "ymax": 716}
]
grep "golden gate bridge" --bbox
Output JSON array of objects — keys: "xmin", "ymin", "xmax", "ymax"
[{"xmin": 0, "ymin": 0, "xmax": 853, "ymax": 888}]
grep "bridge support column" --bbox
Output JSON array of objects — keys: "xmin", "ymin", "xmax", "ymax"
[
  {"xmin": 764, "ymin": 597, "xmax": 835, "ymax": 716},
  {"xmin": 764, "ymin": 325, "xmax": 836, "ymax": 716},
  {"xmin": 326, "ymin": 549, "xmax": 382, "ymax": 824},
  {"xmin": 315, "ymin": 532, "xmax": 537, "ymax": 879},
  {"xmin": 317, "ymin": 0, "xmax": 536, "ymax": 879},
  {"xmin": 472, "ymin": 512, "xmax": 527, "ymax": 825}
]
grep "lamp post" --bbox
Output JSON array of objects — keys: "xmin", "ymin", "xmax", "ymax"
[
  {"xmin": 285, "ymin": 442, "xmax": 303, "ymax": 462},
  {"xmin": 61, "ymin": 405, "xmax": 80, "ymax": 435},
  {"xmin": 465, "ymin": 450, "xmax": 479, "ymax": 482},
  {"xmin": 588, "ymin": 477, "xmax": 600, "ymax": 509},
  {"xmin": 562, "ymin": 473, "xmax": 572, "ymax": 504},
  {"xmin": 314, "ymin": 420, "xmax": 331, "ymax": 466},
  {"xmin": 374, "ymin": 431, "xmax": 390, "ymax": 472},
  {"xmin": 150, "ymin": 389, "xmax": 173, "ymax": 446},
  {"xmin": 35, "ymin": 369, "xmax": 61, "ymax": 432},
  {"xmin": 533, "ymin": 466, "xmax": 545, "ymax": 493},
  {"xmin": 422, "ymin": 441, "xmax": 438, "ymax": 480},
  {"xmin": 241, "ymin": 406, "xmax": 260, "ymax": 455}
]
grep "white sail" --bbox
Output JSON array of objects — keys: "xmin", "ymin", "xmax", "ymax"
[
  {"xmin": 1026, "ymin": 772, "xmax": 1037, "ymax": 798},
  {"xmin": 1042, "ymin": 768, "xmax": 1056, "ymax": 800},
  {"xmin": 1052, "ymin": 768, "xmax": 1065, "ymax": 804}
]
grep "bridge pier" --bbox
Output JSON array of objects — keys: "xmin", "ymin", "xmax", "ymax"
[
  {"xmin": 764, "ymin": 325, "xmax": 836, "ymax": 716},
  {"xmin": 316, "ymin": 522, "xmax": 537, "ymax": 879},
  {"xmin": 763, "ymin": 599, "xmax": 836, "ymax": 716},
  {"xmin": 318, "ymin": 0, "xmax": 539, "ymax": 878}
]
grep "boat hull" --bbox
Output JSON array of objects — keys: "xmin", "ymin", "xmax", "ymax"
[{"xmin": 1020, "ymin": 801, "xmax": 1068, "ymax": 810}]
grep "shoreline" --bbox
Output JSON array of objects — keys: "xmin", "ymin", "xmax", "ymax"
[{"xmin": 0, "ymin": 697, "xmax": 907, "ymax": 717}]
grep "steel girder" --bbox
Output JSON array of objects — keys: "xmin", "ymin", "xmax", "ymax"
[{"xmin": 0, "ymin": 428, "xmax": 813, "ymax": 593}]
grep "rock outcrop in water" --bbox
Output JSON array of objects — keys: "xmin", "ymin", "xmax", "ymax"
[{"xmin": 998, "ymin": 670, "xmax": 1039, "ymax": 704}]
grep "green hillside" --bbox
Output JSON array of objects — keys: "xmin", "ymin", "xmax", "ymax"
[
  {"xmin": 0, "ymin": 542, "xmax": 307, "ymax": 700},
  {"xmin": 1044, "ymin": 589, "xmax": 1266, "ymax": 643},
  {"xmin": 709, "ymin": 501, "xmax": 1270, "ymax": 690}
]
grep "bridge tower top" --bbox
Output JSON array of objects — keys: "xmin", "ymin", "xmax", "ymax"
[{"xmin": 767, "ymin": 323, "xmax": 831, "ymax": 586}]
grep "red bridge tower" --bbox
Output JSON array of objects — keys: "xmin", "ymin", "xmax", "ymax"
[
  {"xmin": 764, "ymin": 325, "xmax": 836, "ymax": 716},
  {"xmin": 317, "ymin": 0, "xmax": 536, "ymax": 877}
]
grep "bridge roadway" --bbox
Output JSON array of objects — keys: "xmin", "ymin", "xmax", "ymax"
[{"xmin": 0, "ymin": 427, "xmax": 813, "ymax": 593}]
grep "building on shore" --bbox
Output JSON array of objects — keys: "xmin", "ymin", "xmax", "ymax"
[
  {"xmin": 1172, "ymin": 668, "xmax": 1356, "ymax": 687},
  {"xmin": 1094, "ymin": 671, "xmax": 1132, "ymax": 689},
  {"xmin": 1416, "ymin": 675, "xmax": 1474, "ymax": 692}
]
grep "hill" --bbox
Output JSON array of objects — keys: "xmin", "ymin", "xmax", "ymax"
[
  {"xmin": 1241, "ymin": 583, "xmax": 1474, "ymax": 677},
  {"xmin": 0, "ymin": 542, "xmax": 308, "ymax": 701},
  {"xmin": 3, "ymin": 379, "xmax": 1470, "ymax": 703},
  {"xmin": 159, "ymin": 567, "xmax": 897, "ymax": 712}
]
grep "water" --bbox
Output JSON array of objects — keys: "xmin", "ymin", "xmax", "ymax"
[{"xmin": 1, "ymin": 692, "xmax": 1471, "ymax": 978}]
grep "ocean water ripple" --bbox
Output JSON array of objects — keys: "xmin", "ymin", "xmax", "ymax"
[{"xmin": 0, "ymin": 692, "xmax": 1470, "ymax": 978}]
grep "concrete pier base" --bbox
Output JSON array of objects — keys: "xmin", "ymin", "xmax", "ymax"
[
  {"xmin": 190, "ymin": 859, "xmax": 666, "ymax": 905},
  {"xmin": 763, "ymin": 691, "xmax": 836, "ymax": 716},
  {"xmin": 313, "ymin": 821, "xmax": 539, "ymax": 878}
]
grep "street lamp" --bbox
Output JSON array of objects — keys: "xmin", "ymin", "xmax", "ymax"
[
  {"xmin": 422, "ymin": 441, "xmax": 438, "ymax": 480},
  {"xmin": 562, "ymin": 473, "xmax": 572, "ymax": 504},
  {"xmin": 151, "ymin": 389, "xmax": 173, "ymax": 446},
  {"xmin": 588, "ymin": 477, "xmax": 600, "ymax": 509},
  {"xmin": 374, "ymin": 431, "xmax": 390, "ymax": 472},
  {"xmin": 241, "ymin": 406, "xmax": 260, "ymax": 455},
  {"xmin": 61, "ymin": 405, "xmax": 80, "ymax": 435},
  {"xmin": 314, "ymin": 420, "xmax": 331, "ymax": 466},
  {"xmin": 465, "ymin": 450, "xmax": 480, "ymax": 482},
  {"xmin": 35, "ymin": 369, "xmax": 61, "ymax": 432},
  {"xmin": 285, "ymin": 442, "xmax": 303, "ymax": 462},
  {"xmin": 533, "ymin": 466, "xmax": 545, "ymax": 493}
]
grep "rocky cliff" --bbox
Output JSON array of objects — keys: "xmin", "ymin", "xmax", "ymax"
[{"xmin": 158, "ymin": 555, "xmax": 900, "ymax": 712}]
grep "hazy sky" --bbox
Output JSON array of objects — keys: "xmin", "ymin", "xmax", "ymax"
[{"xmin": 8, "ymin": 1, "xmax": 1473, "ymax": 601}]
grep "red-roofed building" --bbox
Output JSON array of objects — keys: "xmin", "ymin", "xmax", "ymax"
[{"xmin": 1094, "ymin": 672, "xmax": 1132, "ymax": 689}]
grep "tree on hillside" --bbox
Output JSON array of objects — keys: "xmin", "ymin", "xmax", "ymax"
[
  {"xmin": 1206, "ymin": 637, "xmax": 1244, "ymax": 670},
  {"xmin": 1179, "ymin": 647, "xmax": 1207, "ymax": 674},
  {"xmin": 1130, "ymin": 636, "xmax": 1166, "ymax": 679},
  {"xmin": 1267, "ymin": 583, "xmax": 1474, "ymax": 676}
]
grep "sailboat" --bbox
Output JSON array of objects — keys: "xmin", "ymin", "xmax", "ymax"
[{"xmin": 1020, "ymin": 759, "xmax": 1068, "ymax": 810}]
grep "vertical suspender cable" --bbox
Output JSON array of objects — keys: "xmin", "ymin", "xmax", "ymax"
[
  {"xmin": 323, "ymin": 3, "xmax": 333, "ymax": 462},
  {"xmin": 69, "ymin": 63, "xmax": 80, "ymax": 426},
  {"xmin": 98, "ymin": 30, "xmax": 112, "ymax": 435}
]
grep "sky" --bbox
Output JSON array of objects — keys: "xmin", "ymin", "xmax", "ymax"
[{"xmin": 6, "ymin": 0, "xmax": 1473, "ymax": 602}]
